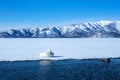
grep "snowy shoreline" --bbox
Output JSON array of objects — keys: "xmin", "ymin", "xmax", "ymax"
[{"xmin": 0, "ymin": 57, "xmax": 119, "ymax": 62}]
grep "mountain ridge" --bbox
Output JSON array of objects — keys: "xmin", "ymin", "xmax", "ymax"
[{"xmin": 0, "ymin": 20, "xmax": 120, "ymax": 38}]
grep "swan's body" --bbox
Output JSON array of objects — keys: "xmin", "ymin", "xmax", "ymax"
[{"xmin": 39, "ymin": 49, "xmax": 54, "ymax": 57}]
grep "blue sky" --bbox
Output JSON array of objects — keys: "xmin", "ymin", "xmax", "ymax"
[{"xmin": 0, "ymin": 0, "xmax": 120, "ymax": 28}]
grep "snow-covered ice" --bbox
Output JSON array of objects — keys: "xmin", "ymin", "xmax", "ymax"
[{"xmin": 0, "ymin": 38, "xmax": 120, "ymax": 61}]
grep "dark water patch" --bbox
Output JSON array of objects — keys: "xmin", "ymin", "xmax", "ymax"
[{"xmin": 0, "ymin": 59, "xmax": 120, "ymax": 80}]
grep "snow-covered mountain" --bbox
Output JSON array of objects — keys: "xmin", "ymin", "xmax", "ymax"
[{"xmin": 1, "ymin": 20, "xmax": 120, "ymax": 38}]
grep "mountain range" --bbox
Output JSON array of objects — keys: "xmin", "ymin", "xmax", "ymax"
[{"xmin": 0, "ymin": 20, "xmax": 120, "ymax": 38}]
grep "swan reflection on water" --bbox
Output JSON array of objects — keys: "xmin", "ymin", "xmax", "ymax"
[{"xmin": 39, "ymin": 60, "xmax": 53, "ymax": 66}]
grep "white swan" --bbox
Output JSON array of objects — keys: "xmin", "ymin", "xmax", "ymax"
[{"xmin": 39, "ymin": 49, "xmax": 54, "ymax": 57}]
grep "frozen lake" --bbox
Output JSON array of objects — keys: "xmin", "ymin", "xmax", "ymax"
[{"xmin": 0, "ymin": 38, "xmax": 120, "ymax": 61}]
